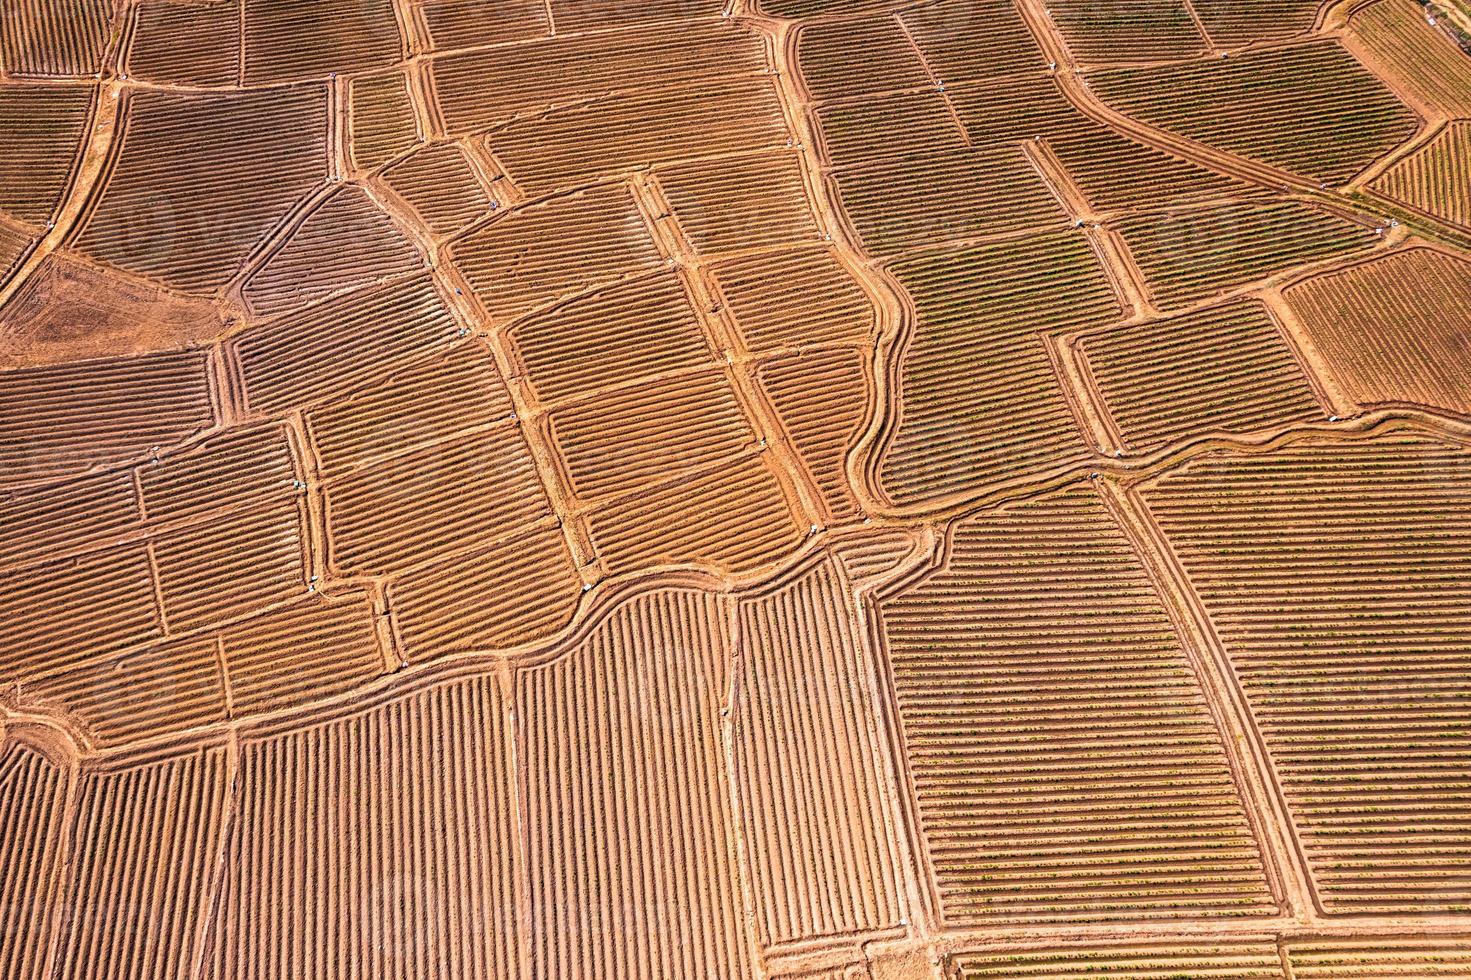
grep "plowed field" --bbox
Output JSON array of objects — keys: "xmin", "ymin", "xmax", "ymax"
[{"xmin": 2, "ymin": 1, "xmax": 1470, "ymax": 977}]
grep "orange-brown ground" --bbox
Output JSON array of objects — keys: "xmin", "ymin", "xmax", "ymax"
[{"xmin": 3, "ymin": 1, "xmax": 1471, "ymax": 978}]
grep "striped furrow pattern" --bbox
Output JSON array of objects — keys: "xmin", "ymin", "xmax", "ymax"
[
  {"xmin": 1, "ymin": 422, "xmax": 385, "ymax": 743},
  {"xmin": 831, "ymin": 526, "xmax": 917, "ymax": 586},
  {"xmin": 549, "ymin": 368, "xmax": 754, "ymax": 503},
  {"xmin": 879, "ymin": 485, "xmax": 1273, "ymax": 923},
  {"xmin": 0, "ymin": 219, "xmax": 32, "ymax": 289},
  {"xmin": 137, "ymin": 423, "xmax": 297, "ymax": 526},
  {"xmin": 1114, "ymin": 200, "xmax": 1378, "ymax": 309},
  {"xmin": 390, "ymin": 518, "xmax": 583, "ymax": 659},
  {"xmin": 586, "ymin": 452, "xmax": 804, "ymax": 574},
  {"xmin": 323, "ymin": 424, "xmax": 551, "ymax": 577},
  {"xmin": 1139, "ymin": 436, "xmax": 1471, "ymax": 912},
  {"xmin": 18, "ymin": 588, "xmax": 382, "ymax": 745},
  {"xmin": 547, "ymin": 0, "xmax": 725, "ymax": 31},
  {"xmin": 1350, "ymin": 0, "xmax": 1471, "ymax": 117},
  {"xmin": 152, "ymin": 496, "xmax": 305, "ymax": 631},
  {"xmin": 236, "ymin": 276, "xmax": 460, "ymax": 415},
  {"xmin": 731, "ymin": 559, "xmax": 903, "ymax": 948},
  {"xmin": 487, "ymin": 77, "xmax": 791, "ymax": 197},
  {"xmin": 1283, "ymin": 247, "xmax": 1471, "ymax": 416},
  {"xmin": 383, "ymin": 142, "xmax": 494, "ymax": 238},
  {"xmin": 508, "ymin": 270, "xmax": 709, "ymax": 405},
  {"xmin": 54, "ymin": 748, "xmax": 230, "ymax": 980},
  {"xmin": 0, "ymin": 348, "xmax": 212, "ymax": 480},
  {"xmin": 951, "ymin": 941, "xmax": 1287, "ymax": 978},
  {"xmin": 878, "ymin": 230, "xmax": 1119, "ymax": 505},
  {"xmin": 758, "ymin": 0, "xmax": 897, "ymax": 16},
  {"xmin": 0, "ymin": 469, "xmax": 136, "ymax": 570},
  {"xmin": 241, "ymin": 0, "xmax": 402, "ymax": 85},
  {"xmin": 806, "ymin": 36, "xmax": 1075, "ymax": 254},
  {"xmin": 795, "ymin": 18, "xmax": 930, "ymax": 101},
  {"xmin": 947, "ymin": 73, "xmax": 1093, "ymax": 145},
  {"xmin": 207, "ymin": 676, "xmax": 518, "ymax": 979},
  {"xmin": 450, "ymin": 183, "xmax": 663, "ymax": 324},
  {"xmin": 1374, "ymin": 121, "xmax": 1471, "ymax": 230},
  {"xmin": 1086, "ymin": 41, "xmax": 1418, "ymax": 184},
  {"xmin": 347, "ymin": 70, "xmax": 418, "ymax": 171},
  {"xmin": 712, "ymin": 247, "xmax": 873, "ymax": 353},
  {"xmin": 0, "ymin": 85, "xmax": 93, "ymax": 224},
  {"xmin": 1286, "ymin": 939, "xmax": 1471, "ymax": 977},
  {"xmin": 126, "ymin": 0, "xmax": 239, "ymax": 86},
  {"xmin": 1189, "ymin": 0, "xmax": 1321, "ymax": 47},
  {"xmin": 517, "ymin": 588, "xmax": 752, "ymax": 979},
  {"xmin": 432, "ymin": 20, "xmax": 765, "ymax": 133},
  {"xmin": 756, "ymin": 347, "xmax": 868, "ymax": 522},
  {"xmin": 77, "ymin": 86, "xmax": 329, "ymax": 292},
  {"xmin": 23, "ymin": 636, "xmax": 226, "ymax": 748},
  {"xmin": 899, "ymin": 0, "xmax": 1047, "ymax": 84},
  {"xmin": 1045, "ymin": 124, "xmax": 1253, "ymax": 214},
  {"xmin": 0, "ymin": 542, "xmax": 158, "ymax": 681},
  {"xmin": 306, "ymin": 344, "xmax": 514, "ymax": 478},
  {"xmin": 0, "ymin": 742, "xmax": 67, "ymax": 980},
  {"xmin": 655, "ymin": 150, "xmax": 821, "ymax": 254},
  {"xmin": 420, "ymin": 0, "xmax": 548, "ymax": 49},
  {"xmin": 0, "ymin": 0, "xmax": 110, "ymax": 76},
  {"xmin": 1075, "ymin": 299, "xmax": 1324, "ymax": 453},
  {"xmin": 219, "ymin": 590, "xmax": 386, "ymax": 714},
  {"xmin": 243, "ymin": 186, "xmax": 421, "ymax": 316},
  {"xmin": 1043, "ymin": 0, "xmax": 1208, "ymax": 63},
  {"xmin": 830, "ymin": 141, "xmax": 1068, "ymax": 254}
]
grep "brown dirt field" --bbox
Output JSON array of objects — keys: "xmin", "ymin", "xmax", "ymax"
[{"xmin": 4, "ymin": 2, "xmax": 1471, "ymax": 978}]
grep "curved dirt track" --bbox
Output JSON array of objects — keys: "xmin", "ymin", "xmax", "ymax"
[{"xmin": 5, "ymin": 0, "xmax": 1471, "ymax": 977}]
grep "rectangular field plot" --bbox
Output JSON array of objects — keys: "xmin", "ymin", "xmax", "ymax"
[
  {"xmin": 1138, "ymin": 435, "xmax": 1471, "ymax": 913},
  {"xmin": 877, "ymin": 230, "xmax": 1119, "ymax": 506},
  {"xmin": 0, "ymin": 349, "xmax": 213, "ymax": 480},
  {"xmin": 730, "ymin": 559, "xmax": 904, "ymax": 948},
  {"xmin": 1087, "ymin": 41, "xmax": 1418, "ymax": 184},
  {"xmin": 876, "ymin": 484, "xmax": 1274, "ymax": 924},
  {"xmin": 486, "ymin": 78, "xmax": 790, "ymax": 197},
  {"xmin": 210, "ymin": 675, "xmax": 520, "ymax": 980},
  {"xmin": 1044, "ymin": 0, "xmax": 1208, "ymax": 64},
  {"xmin": 951, "ymin": 940, "xmax": 1287, "ymax": 979},
  {"xmin": 1113, "ymin": 200, "xmax": 1379, "ymax": 310},
  {"xmin": 1283, "ymin": 247, "xmax": 1471, "ymax": 417},
  {"xmin": 1072, "ymin": 299, "xmax": 1324, "ymax": 453},
  {"xmin": 515, "ymin": 588, "xmax": 753, "ymax": 979},
  {"xmin": 450, "ymin": 182, "xmax": 663, "ymax": 324}
]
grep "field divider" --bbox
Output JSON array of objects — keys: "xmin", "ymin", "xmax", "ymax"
[
  {"xmin": 0, "ymin": 81, "xmax": 124, "ymax": 311},
  {"xmin": 1094, "ymin": 477, "xmax": 1320, "ymax": 923},
  {"xmin": 628, "ymin": 172, "xmax": 828, "ymax": 533},
  {"xmin": 1039, "ymin": 331, "xmax": 1127, "ymax": 456},
  {"xmin": 1257, "ymin": 287, "xmax": 1360, "ymax": 420}
]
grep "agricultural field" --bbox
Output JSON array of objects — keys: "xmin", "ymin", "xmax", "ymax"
[{"xmin": 1, "ymin": 0, "xmax": 1470, "ymax": 978}]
